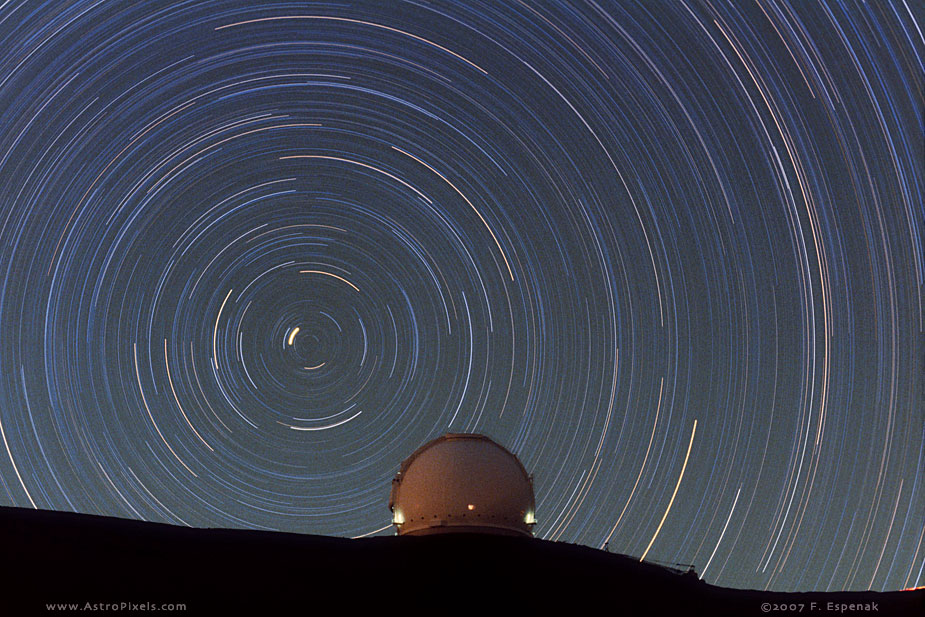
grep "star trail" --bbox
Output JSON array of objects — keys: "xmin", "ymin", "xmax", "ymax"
[{"xmin": 0, "ymin": 0, "xmax": 921, "ymax": 593}]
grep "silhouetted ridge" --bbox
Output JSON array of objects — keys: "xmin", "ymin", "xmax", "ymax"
[{"xmin": 3, "ymin": 507, "xmax": 920, "ymax": 615}]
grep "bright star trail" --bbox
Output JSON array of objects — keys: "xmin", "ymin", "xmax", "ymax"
[{"xmin": 0, "ymin": 1, "xmax": 921, "ymax": 593}]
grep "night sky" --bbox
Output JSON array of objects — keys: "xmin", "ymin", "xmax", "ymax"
[{"xmin": 0, "ymin": 0, "xmax": 921, "ymax": 593}]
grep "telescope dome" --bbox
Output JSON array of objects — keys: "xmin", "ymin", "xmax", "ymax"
[{"xmin": 389, "ymin": 433, "xmax": 535, "ymax": 537}]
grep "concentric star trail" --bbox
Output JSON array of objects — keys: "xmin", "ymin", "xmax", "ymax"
[{"xmin": 0, "ymin": 0, "xmax": 921, "ymax": 593}]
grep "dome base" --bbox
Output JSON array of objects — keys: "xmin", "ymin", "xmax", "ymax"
[{"xmin": 400, "ymin": 524, "xmax": 532, "ymax": 538}]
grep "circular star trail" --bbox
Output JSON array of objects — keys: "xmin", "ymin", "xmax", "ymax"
[{"xmin": 0, "ymin": 1, "xmax": 921, "ymax": 593}]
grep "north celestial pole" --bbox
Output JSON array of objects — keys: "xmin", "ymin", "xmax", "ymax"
[{"xmin": 0, "ymin": 1, "xmax": 921, "ymax": 593}]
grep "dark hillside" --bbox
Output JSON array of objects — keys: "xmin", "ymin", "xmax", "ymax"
[{"xmin": 3, "ymin": 507, "xmax": 920, "ymax": 615}]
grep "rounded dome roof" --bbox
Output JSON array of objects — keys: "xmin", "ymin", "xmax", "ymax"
[{"xmin": 389, "ymin": 433, "xmax": 535, "ymax": 537}]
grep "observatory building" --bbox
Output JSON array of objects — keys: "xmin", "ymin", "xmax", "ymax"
[{"xmin": 389, "ymin": 433, "xmax": 535, "ymax": 537}]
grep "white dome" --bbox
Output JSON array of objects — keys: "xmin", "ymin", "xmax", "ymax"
[{"xmin": 389, "ymin": 433, "xmax": 536, "ymax": 537}]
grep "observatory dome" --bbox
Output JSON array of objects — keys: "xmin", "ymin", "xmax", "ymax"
[{"xmin": 389, "ymin": 433, "xmax": 535, "ymax": 537}]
